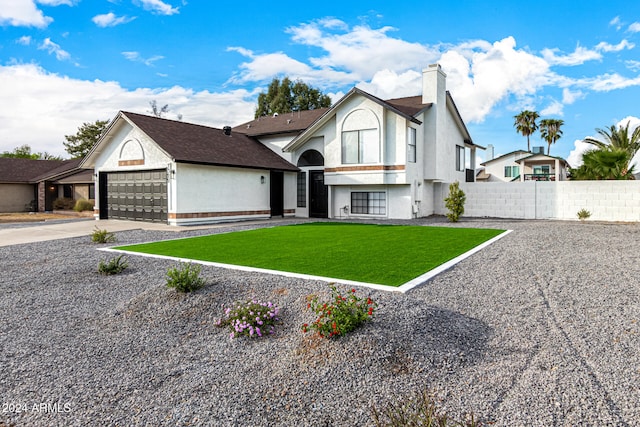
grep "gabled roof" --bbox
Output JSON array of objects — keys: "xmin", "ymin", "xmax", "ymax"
[
  {"xmin": 83, "ymin": 111, "xmax": 298, "ymax": 172},
  {"xmin": 480, "ymin": 150, "xmax": 530, "ymax": 166},
  {"xmin": 31, "ymin": 158, "xmax": 89, "ymax": 183},
  {"xmin": 233, "ymin": 108, "xmax": 329, "ymax": 137},
  {"xmin": 283, "ymin": 87, "xmax": 429, "ymax": 152},
  {"xmin": 0, "ymin": 158, "xmax": 72, "ymax": 184},
  {"xmin": 515, "ymin": 152, "xmax": 569, "ymax": 166}
]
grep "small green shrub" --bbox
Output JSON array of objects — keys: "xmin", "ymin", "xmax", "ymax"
[
  {"xmin": 97, "ymin": 255, "xmax": 128, "ymax": 275},
  {"xmin": 215, "ymin": 299, "xmax": 280, "ymax": 339},
  {"xmin": 371, "ymin": 390, "xmax": 482, "ymax": 427},
  {"xmin": 53, "ymin": 197, "xmax": 75, "ymax": 210},
  {"xmin": 444, "ymin": 181, "xmax": 466, "ymax": 222},
  {"xmin": 73, "ymin": 199, "xmax": 94, "ymax": 212},
  {"xmin": 577, "ymin": 208, "xmax": 591, "ymax": 221},
  {"xmin": 91, "ymin": 226, "xmax": 116, "ymax": 243},
  {"xmin": 166, "ymin": 263, "xmax": 205, "ymax": 293},
  {"xmin": 302, "ymin": 284, "xmax": 377, "ymax": 338}
]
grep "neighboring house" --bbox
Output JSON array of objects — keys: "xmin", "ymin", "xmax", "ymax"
[
  {"xmin": 80, "ymin": 112, "xmax": 300, "ymax": 225},
  {"xmin": 81, "ymin": 63, "xmax": 482, "ymax": 225},
  {"xmin": 479, "ymin": 148, "xmax": 568, "ymax": 182},
  {"xmin": 0, "ymin": 157, "xmax": 94, "ymax": 213}
]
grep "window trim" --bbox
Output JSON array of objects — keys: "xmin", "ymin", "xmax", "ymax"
[
  {"xmin": 456, "ymin": 145, "xmax": 465, "ymax": 172},
  {"xmin": 407, "ymin": 127, "xmax": 417, "ymax": 163},
  {"xmin": 350, "ymin": 191, "xmax": 387, "ymax": 216},
  {"xmin": 341, "ymin": 128, "xmax": 379, "ymax": 164}
]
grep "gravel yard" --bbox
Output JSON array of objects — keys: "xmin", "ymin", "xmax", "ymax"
[{"xmin": 0, "ymin": 218, "xmax": 638, "ymax": 426}]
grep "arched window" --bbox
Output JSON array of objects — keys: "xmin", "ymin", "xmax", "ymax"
[
  {"xmin": 297, "ymin": 150, "xmax": 324, "ymax": 167},
  {"xmin": 341, "ymin": 109, "xmax": 380, "ymax": 164}
]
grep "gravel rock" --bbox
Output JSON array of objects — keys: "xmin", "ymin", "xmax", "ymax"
[{"xmin": 0, "ymin": 218, "xmax": 638, "ymax": 426}]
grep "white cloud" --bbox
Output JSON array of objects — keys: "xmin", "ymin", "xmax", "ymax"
[
  {"xmin": 122, "ymin": 51, "xmax": 164, "ymax": 66},
  {"xmin": 574, "ymin": 72, "xmax": 640, "ymax": 91},
  {"xmin": 0, "ymin": 0, "xmax": 52, "ymax": 27},
  {"xmin": 37, "ymin": 0, "xmax": 78, "ymax": 5},
  {"xmin": 135, "ymin": 0, "xmax": 179, "ymax": 15},
  {"xmin": 38, "ymin": 38, "xmax": 70, "ymax": 61},
  {"xmin": 16, "ymin": 36, "xmax": 32, "ymax": 45},
  {"xmin": 595, "ymin": 39, "xmax": 634, "ymax": 52},
  {"xmin": 540, "ymin": 100, "xmax": 564, "ymax": 116},
  {"xmin": 0, "ymin": 63, "xmax": 255, "ymax": 157},
  {"xmin": 628, "ymin": 22, "xmax": 640, "ymax": 33},
  {"xmin": 626, "ymin": 60, "xmax": 640, "ymax": 72},
  {"xmin": 541, "ymin": 45, "xmax": 602, "ymax": 66},
  {"xmin": 92, "ymin": 12, "xmax": 135, "ymax": 27},
  {"xmin": 562, "ymin": 88, "xmax": 584, "ymax": 104},
  {"xmin": 610, "ymin": 16, "xmax": 623, "ymax": 30}
]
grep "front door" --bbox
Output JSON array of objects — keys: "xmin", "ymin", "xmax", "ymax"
[
  {"xmin": 309, "ymin": 170, "xmax": 328, "ymax": 218},
  {"xmin": 270, "ymin": 171, "xmax": 284, "ymax": 217}
]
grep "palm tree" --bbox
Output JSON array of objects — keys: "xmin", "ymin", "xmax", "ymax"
[
  {"xmin": 539, "ymin": 118, "xmax": 564, "ymax": 155},
  {"xmin": 571, "ymin": 148, "xmax": 635, "ymax": 180},
  {"xmin": 583, "ymin": 121, "xmax": 640, "ymax": 161},
  {"xmin": 514, "ymin": 110, "xmax": 540, "ymax": 152}
]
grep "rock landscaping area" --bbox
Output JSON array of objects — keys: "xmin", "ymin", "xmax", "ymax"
[{"xmin": 0, "ymin": 218, "xmax": 638, "ymax": 426}]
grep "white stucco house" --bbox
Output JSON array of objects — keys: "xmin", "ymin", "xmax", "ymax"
[
  {"xmin": 81, "ymin": 63, "xmax": 482, "ymax": 225},
  {"xmin": 478, "ymin": 148, "xmax": 569, "ymax": 182}
]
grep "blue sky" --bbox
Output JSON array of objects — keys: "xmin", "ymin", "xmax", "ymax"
[{"xmin": 1, "ymin": 0, "xmax": 639, "ymax": 167}]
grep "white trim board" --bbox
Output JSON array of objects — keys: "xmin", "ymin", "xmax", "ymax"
[{"xmin": 99, "ymin": 229, "xmax": 512, "ymax": 293}]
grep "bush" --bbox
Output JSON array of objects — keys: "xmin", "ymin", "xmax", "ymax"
[
  {"xmin": 302, "ymin": 284, "xmax": 377, "ymax": 338},
  {"xmin": 73, "ymin": 199, "xmax": 94, "ymax": 212},
  {"xmin": 91, "ymin": 226, "xmax": 116, "ymax": 243},
  {"xmin": 166, "ymin": 263, "xmax": 205, "ymax": 293},
  {"xmin": 577, "ymin": 208, "xmax": 591, "ymax": 221},
  {"xmin": 97, "ymin": 255, "xmax": 128, "ymax": 275},
  {"xmin": 215, "ymin": 299, "xmax": 280, "ymax": 339},
  {"xmin": 53, "ymin": 197, "xmax": 75, "ymax": 210},
  {"xmin": 444, "ymin": 181, "xmax": 466, "ymax": 222},
  {"xmin": 371, "ymin": 390, "xmax": 482, "ymax": 427}
]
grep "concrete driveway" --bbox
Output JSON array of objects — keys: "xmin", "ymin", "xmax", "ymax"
[{"xmin": 0, "ymin": 219, "xmax": 196, "ymax": 247}]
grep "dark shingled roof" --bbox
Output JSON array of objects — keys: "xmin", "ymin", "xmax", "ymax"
[
  {"xmin": 385, "ymin": 95, "xmax": 432, "ymax": 117},
  {"xmin": 122, "ymin": 112, "xmax": 298, "ymax": 172},
  {"xmin": 232, "ymin": 108, "xmax": 329, "ymax": 137},
  {"xmin": 0, "ymin": 158, "xmax": 71, "ymax": 183}
]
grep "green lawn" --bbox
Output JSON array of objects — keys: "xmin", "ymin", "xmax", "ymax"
[{"xmin": 115, "ymin": 223, "xmax": 506, "ymax": 287}]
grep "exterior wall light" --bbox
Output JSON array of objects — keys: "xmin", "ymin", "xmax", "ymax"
[{"xmin": 261, "ymin": 175, "xmax": 265, "ymax": 184}]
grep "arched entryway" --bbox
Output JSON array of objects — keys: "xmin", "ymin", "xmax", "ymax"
[{"xmin": 297, "ymin": 150, "xmax": 327, "ymax": 218}]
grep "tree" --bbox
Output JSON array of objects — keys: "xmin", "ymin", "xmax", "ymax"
[
  {"xmin": 570, "ymin": 148, "xmax": 635, "ymax": 180},
  {"xmin": 148, "ymin": 100, "xmax": 169, "ymax": 118},
  {"xmin": 513, "ymin": 110, "xmax": 539, "ymax": 152},
  {"xmin": 444, "ymin": 181, "xmax": 466, "ymax": 222},
  {"xmin": 583, "ymin": 121, "xmax": 640, "ymax": 161},
  {"xmin": 255, "ymin": 77, "xmax": 331, "ymax": 118},
  {"xmin": 539, "ymin": 118, "xmax": 564, "ymax": 155},
  {"xmin": 1, "ymin": 144, "xmax": 63, "ymax": 160},
  {"xmin": 63, "ymin": 119, "xmax": 110, "ymax": 159}
]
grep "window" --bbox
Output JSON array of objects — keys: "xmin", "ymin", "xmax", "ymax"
[
  {"xmin": 407, "ymin": 128, "xmax": 416, "ymax": 163},
  {"xmin": 504, "ymin": 166, "xmax": 520, "ymax": 178},
  {"xmin": 351, "ymin": 192, "xmax": 386, "ymax": 215},
  {"xmin": 297, "ymin": 172, "xmax": 306, "ymax": 208},
  {"xmin": 456, "ymin": 146, "xmax": 465, "ymax": 172},
  {"xmin": 88, "ymin": 184, "xmax": 95, "ymax": 200},
  {"xmin": 342, "ymin": 129, "xmax": 379, "ymax": 164},
  {"xmin": 534, "ymin": 165, "xmax": 550, "ymax": 175}
]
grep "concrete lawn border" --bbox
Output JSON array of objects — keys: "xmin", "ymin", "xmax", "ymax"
[{"xmin": 99, "ymin": 229, "xmax": 512, "ymax": 293}]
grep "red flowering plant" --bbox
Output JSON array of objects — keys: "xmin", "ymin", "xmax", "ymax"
[{"xmin": 301, "ymin": 284, "xmax": 378, "ymax": 338}]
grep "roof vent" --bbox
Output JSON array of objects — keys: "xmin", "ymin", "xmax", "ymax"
[
  {"xmin": 223, "ymin": 126, "xmax": 232, "ymax": 136},
  {"xmin": 287, "ymin": 119, "xmax": 291, "ymax": 124}
]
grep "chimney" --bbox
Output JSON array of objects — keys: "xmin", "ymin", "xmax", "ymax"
[
  {"xmin": 223, "ymin": 126, "xmax": 231, "ymax": 136},
  {"xmin": 486, "ymin": 144, "xmax": 495, "ymax": 161},
  {"xmin": 422, "ymin": 63, "xmax": 446, "ymax": 105}
]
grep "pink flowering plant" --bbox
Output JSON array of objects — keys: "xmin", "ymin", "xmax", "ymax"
[
  {"xmin": 302, "ymin": 284, "xmax": 378, "ymax": 338},
  {"xmin": 215, "ymin": 299, "xmax": 280, "ymax": 339}
]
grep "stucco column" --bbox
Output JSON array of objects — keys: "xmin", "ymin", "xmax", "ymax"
[{"xmin": 555, "ymin": 158, "xmax": 560, "ymax": 181}]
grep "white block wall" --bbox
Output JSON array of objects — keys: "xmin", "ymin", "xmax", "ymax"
[{"xmin": 434, "ymin": 181, "xmax": 640, "ymax": 222}]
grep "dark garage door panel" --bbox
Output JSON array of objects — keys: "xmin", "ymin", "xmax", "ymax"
[{"xmin": 105, "ymin": 170, "xmax": 167, "ymax": 222}]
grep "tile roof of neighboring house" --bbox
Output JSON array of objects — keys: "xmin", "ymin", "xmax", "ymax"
[
  {"xmin": 232, "ymin": 108, "xmax": 330, "ymax": 137},
  {"xmin": 0, "ymin": 158, "xmax": 70, "ymax": 184},
  {"xmin": 122, "ymin": 112, "xmax": 298, "ymax": 172}
]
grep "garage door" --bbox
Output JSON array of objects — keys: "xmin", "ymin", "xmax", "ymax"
[{"xmin": 104, "ymin": 170, "xmax": 167, "ymax": 222}]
